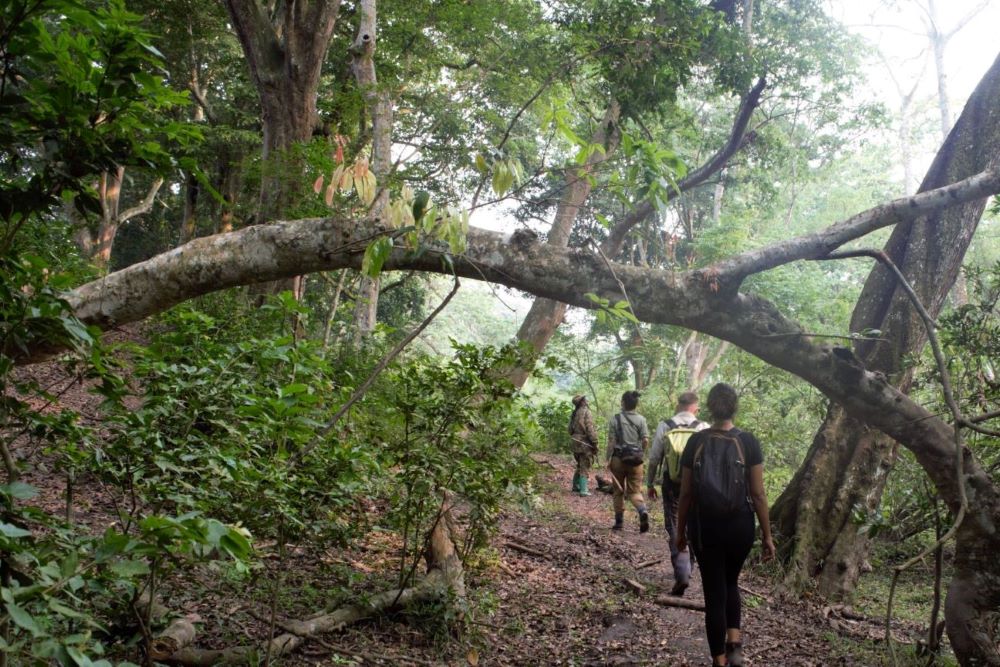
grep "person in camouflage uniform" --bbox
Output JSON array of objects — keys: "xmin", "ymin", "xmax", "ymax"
[
  {"xmin": 606, "ymin": 390, "xmax": 651, "ymax": 532},
  {"xmin": 569, "ymin": 394, "xmax": 599, "ymax": 496}
]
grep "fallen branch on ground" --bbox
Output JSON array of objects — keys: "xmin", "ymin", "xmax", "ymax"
[
  {"xmin": 149, "ymin": 618, "xmax": 197, "ymax": 662},
  {"xmin": 635, "ymin": 558, "xmax": 662, "ymax": 570},
  {"xmin": 624, "ymin": 578, "xmax": 647, "ymax": 595},
  {"xmin": 654, "ymin": 595, "xmax": 705, "ymax": 612},
  {"xmin": 504, "ymin": 541, "xmax": 547, "ymax": 558},
  {"xmin": 739, "ymin": 583, "xmax": 771, "ymax": 601}
]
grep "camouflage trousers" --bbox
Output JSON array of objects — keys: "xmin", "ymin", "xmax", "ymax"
[
  {"xmin": 573, "ymin": 449, "xmax": 595, "ymax": 476},
  {"xmin": 609, "ymin": 457, "xmax": 645, "ymax": 513}
]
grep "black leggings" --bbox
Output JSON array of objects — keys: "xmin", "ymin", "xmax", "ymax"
[{"xmin": 691, "ymin": 512, "xmax": 754, "ymax": 657}]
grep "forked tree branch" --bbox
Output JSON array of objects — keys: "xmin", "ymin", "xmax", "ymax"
[{"xmin": 601, "ymin": 76, "xmax": 767, "ymax": 255}]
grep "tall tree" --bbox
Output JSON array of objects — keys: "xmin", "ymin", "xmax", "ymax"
[
  {"xmin": 223, "ymin": 0, "xmax": 342, "ymax": 298},
  {"xmin": 771, "ymin": 51, "xmax": 1000, "ymax": 600}
]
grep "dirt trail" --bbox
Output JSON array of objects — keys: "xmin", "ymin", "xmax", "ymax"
[{"xmin": 476, "ymin": 455, "xmax": 844, "ymax": 667}]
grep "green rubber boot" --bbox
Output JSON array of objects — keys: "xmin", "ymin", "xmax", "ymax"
[
  {"xmin": 571, "ymin": 472, "xmax": 581, "ymax": 493},
  {"xmin": 578, "ymin": 477, "xmax": 591, "ymax": 497}
]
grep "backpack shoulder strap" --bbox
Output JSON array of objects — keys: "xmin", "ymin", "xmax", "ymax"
[
  {"xmin": 664, "ymin": 418, "xmax": 678, "ymax": 431},
  {"xmin": 699, "ymin": 429, "xmax": 745, "ymax": 461}
]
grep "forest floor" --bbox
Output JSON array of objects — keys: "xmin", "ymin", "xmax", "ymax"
[{"xmin": 12, "ymin": 343, "xmax": 941, "ymax": 667}]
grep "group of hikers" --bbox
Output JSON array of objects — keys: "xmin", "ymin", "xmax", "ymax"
[{"xmin": 568, "ymin": 385, "xmax": 776, "ymax": 667}]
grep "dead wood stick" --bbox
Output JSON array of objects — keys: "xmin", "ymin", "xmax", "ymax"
[
  {"xmin": 745, "ymin": 640, "xmax": 781, "ymax": 660},
  {"xmin": 497, "ymin": 561, "xmax": 518, "ymax": 577},
  {"xmin": 624, "ymin": 578, "xmax": 647, "ymax": 595},
  {"xmin": 529, "ymin": 454, "xmax": 558, "ymax": 469},
  {"xmin": 655, "ymin": 595, "xmax": 706, "ymax": 612},
  {"xmin": 635, "ymin": 558, "xmax": 662, "ymax": 570},
  {"xmin": 504, "ymin": 541, "xmax": 547, "ymax": 558},
  {"xmin": 739, "ymin": 583, "xmax": 771, "ymax": 601},
  {"xmin": 309, "ymin": 635, "xmax": 436, "ymax": 666}
]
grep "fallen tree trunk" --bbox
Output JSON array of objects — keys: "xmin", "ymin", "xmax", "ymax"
[
  {"xmin": 149, "ymin": 618, "xmax": 197, "ymax": 662},
  {"xmin": 20, "ymin": 67, "xmax": 1000, "ymax": 666}
]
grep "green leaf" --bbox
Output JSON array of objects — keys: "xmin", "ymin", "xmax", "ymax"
[
  {"xmin": 5, "ymin": 602, "xmax": 45, "ymax": 637},
  {"xmin": 361, "ymin": 236, "xmax": 394, "ymax": 279},
  {"xmin": 0, "ymin": 482, "xmax": 39, "ymax": 500},
  {"xmin": 474, "ymin": 153, "xmax": 488, "ymax": 174},
  {"xmin": 48, "ymin": 598, "xmax": 86, "ymax": 620},
  {"xmin": 110, "ymin": 559, "xmax": 150, "ymax": 578},
  {"xmin": 0, "ymin": 523, "xmax": 32, "ymax": 538}
]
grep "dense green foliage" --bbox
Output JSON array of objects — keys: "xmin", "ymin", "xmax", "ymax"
[{"xmin": 2, "ymin": 0, "xmax": 1000, "ymax": 664}]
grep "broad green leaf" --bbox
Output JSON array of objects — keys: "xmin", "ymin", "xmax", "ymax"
[
  {"xmin": 0, "ymin": 523, "xmax": 31, "ymax": 538},
  {"xmin": 0, "ymin": 482, "xmax": 38, "ymax": 500},
  {"xmin": 5, "ymin": 602, "xmax": 45, "ymax": 637},
  {"xmin": 110, "ymin": 559, "xmax": 150, "ymax": 578}
]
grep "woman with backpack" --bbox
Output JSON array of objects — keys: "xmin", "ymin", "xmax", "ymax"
[{"xmin": 676, "ymin": 383, "xmax": 775, "ymax": 667}]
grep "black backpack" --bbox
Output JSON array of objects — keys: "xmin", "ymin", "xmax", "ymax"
[
  {"xmin": 613, "ymin": 414, "xmax": 644, "ymax": 467},
  {"xmin": 692, "ymin": 429, "xmax": 749, "ymax": 516}
]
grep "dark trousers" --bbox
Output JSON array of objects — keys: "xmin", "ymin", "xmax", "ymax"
[
  {"xmin": 661, "ymin": 481, "xmax": 692, "ymax": 584},
  {"xmin": 691, "ymin": 511, "xmax": 754, "ymax": 657}
]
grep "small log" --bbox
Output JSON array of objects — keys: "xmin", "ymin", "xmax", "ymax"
[
  {"xmin": 624, "ymin": 578, "xmax": 647, "ymax": 595},
  {"xmin": 529, "ymin": 455, "xmax": 558, "ymax": 469},
  {"xmin": 635, "ymin": 558, "xmax": 662, "ymax": 570},
  {"xmin": 149, "ymin": 618, "xmax": 197, "ymax": 661},
  {"xmin": 497, "ymin": 561, "xmax": 518, "ymax": 577},
  {"xmin": 655, "ymin": 595, "xmax": 706, "ymax": 612},
  {"xmin": 504, "ymin": 541, "xmax": 547, "ymax": 558}
]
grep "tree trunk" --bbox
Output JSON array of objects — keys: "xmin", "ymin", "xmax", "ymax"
[
  {"xmin": 508, "ymin": 79, "xmax": 765, "ymax": 387},
  {"xmin": 180, "ymin": 171, "xmax": 200, "ymax": 244},
  {"xmin": 224, "ymin": 0, "xmax": 342, "ymax": 299},
  {"xmin": 72, "ymin": 167, "xmax": 163, "ymax": 269},
  {"xmin": 507, "ymin": 101, "xmax": 621, "ymax": 387},
  {"xmin": 927, "ymin": 0, "xmax": 952, "ymax": 140},
  {"xmin": 772, "ymin": 51, "xmax": 1000, "ymax": 601},
  {"xmin": 350, "ymin": 0, "xmax": 393, "ymax": 343},
  {"xmin": 683, "ymin": 334, "xmax": 728, "ymax": 390}
]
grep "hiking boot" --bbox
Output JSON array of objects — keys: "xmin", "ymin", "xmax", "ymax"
[
  {"xmin": 578, "ymin": 477, "xmax": 591, "ymax": 497},
  {"xmin": 612, "ymin": 512, "xmax": 624, "ymax": 531},
  {"xmin": 571, "ymin": 473, "xmax": 581, "ymax": 493},
  {"xmin": 639, "ymin": 511, "xmax": 650, "ymax": 533},
  {"xmin": 670, "ymin": 580, "xmax": 688, "ymax": 596},
  {"xmin": 725, "ymin": 642, "xmax": 744, "ymax": 667}
]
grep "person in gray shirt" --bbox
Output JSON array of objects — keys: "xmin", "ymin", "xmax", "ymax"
[{"xmin": 606, "ymin": 390, "xmax": 651, "ymax": 532}]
